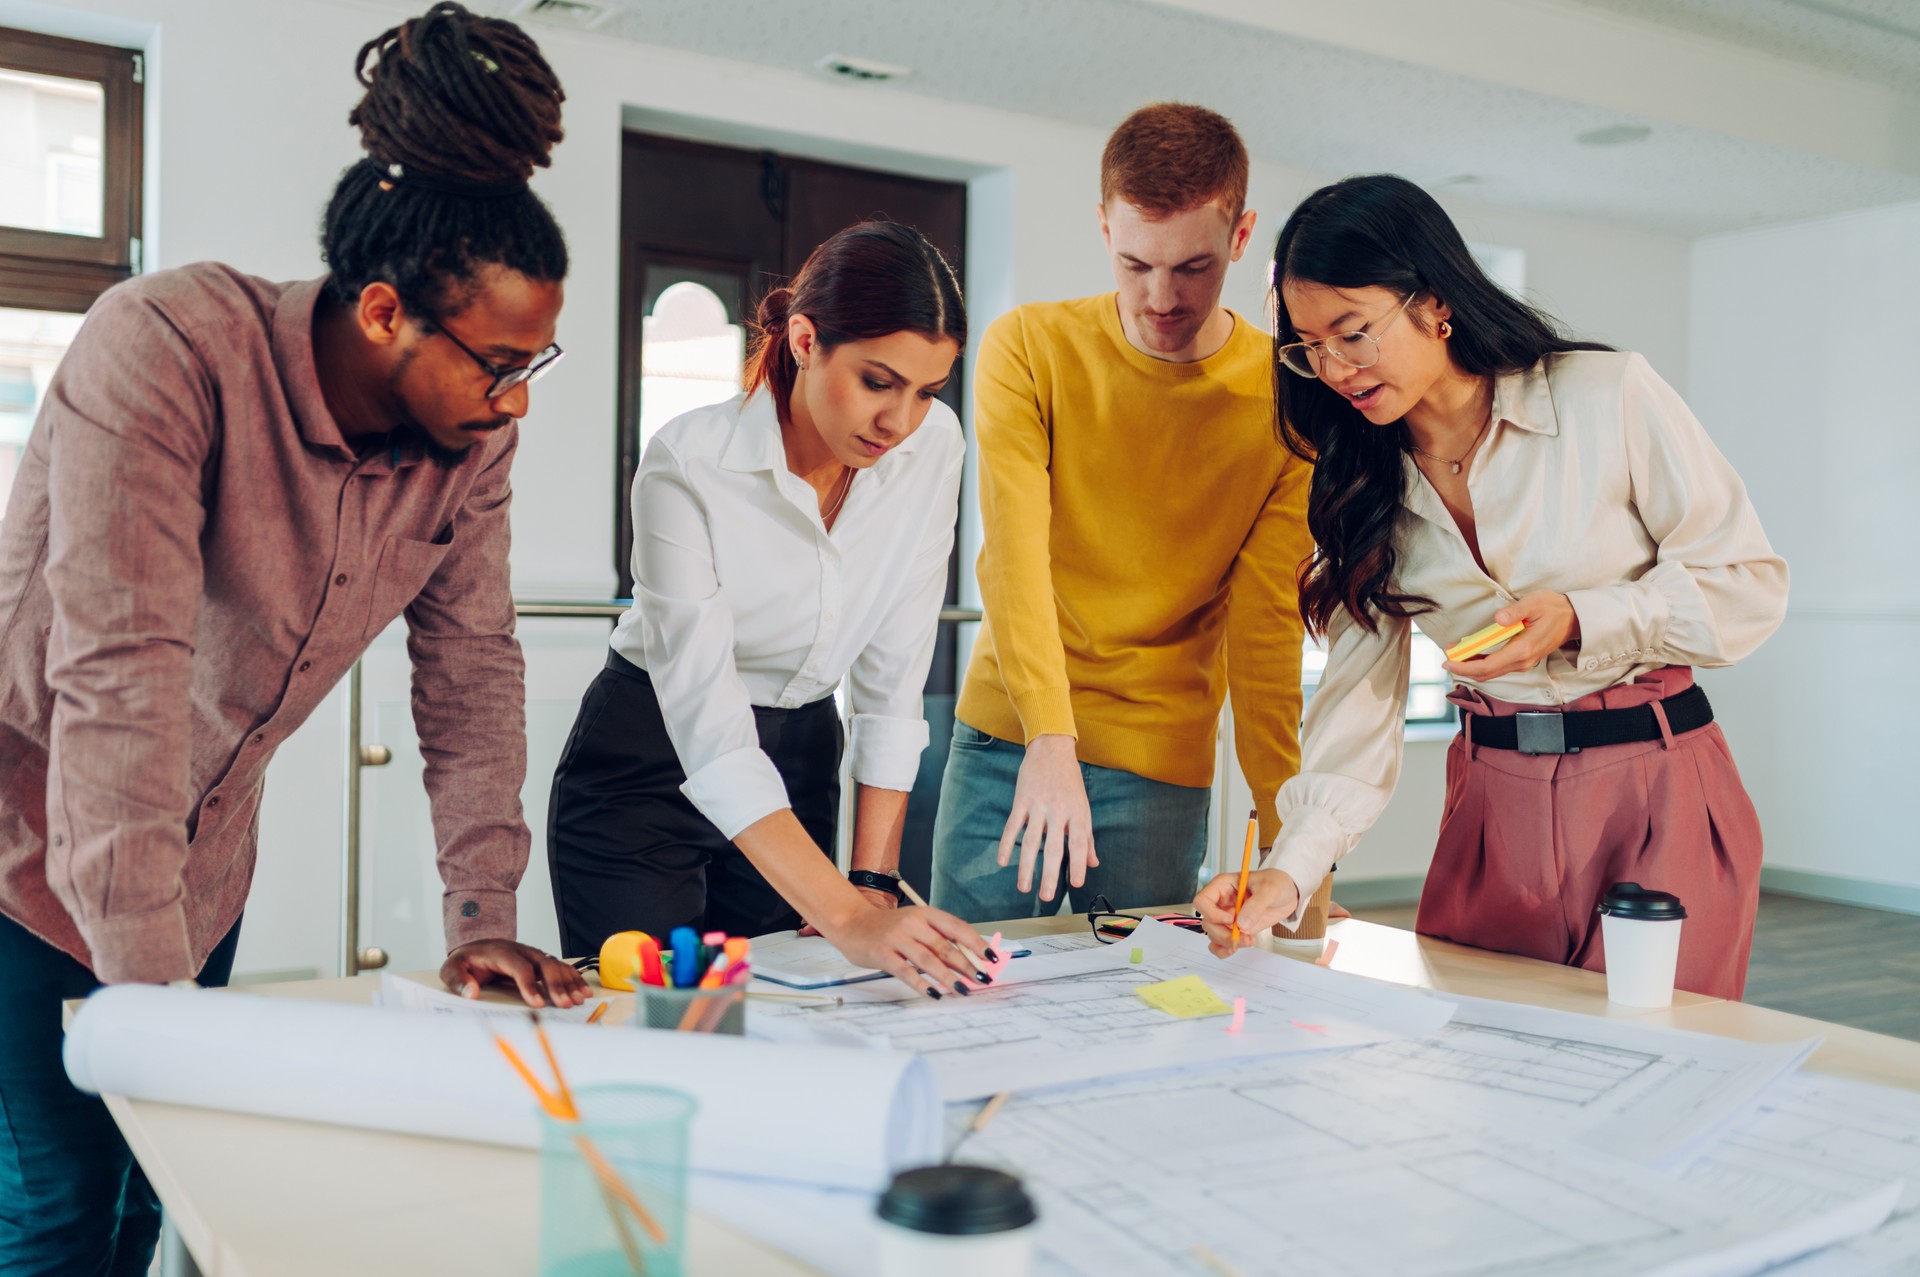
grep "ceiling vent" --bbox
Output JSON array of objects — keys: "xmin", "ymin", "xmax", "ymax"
[
  {"xmin": 509, "ymin": 0, "xmax": 613, "ymax": 30},
  {"xmin": 816, "ymin": 54, "xmax": 911, "ymax": 84}
]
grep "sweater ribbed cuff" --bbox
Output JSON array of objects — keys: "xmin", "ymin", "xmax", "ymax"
[{"xmin": 1009, "ymin": 685, "xmax": 1077, "ymax": 743}]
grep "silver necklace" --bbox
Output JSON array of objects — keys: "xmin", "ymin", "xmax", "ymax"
[
  {"xmin": 820, "ymin": 465, "xmax": 854, "ymax": 525},
  {"xmin": 1406, "ymin": 414, "xmax": 1492, "ymax": 476}
]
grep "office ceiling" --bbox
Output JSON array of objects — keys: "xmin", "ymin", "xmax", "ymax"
[{"xmin": 505, "ymin": 0, "xmax": 1920, "ymax": 236}]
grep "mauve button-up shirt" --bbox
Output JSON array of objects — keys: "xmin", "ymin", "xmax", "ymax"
[{"xmin": 0, "ymin": 264, "xmax": 531, "ymax": 984}]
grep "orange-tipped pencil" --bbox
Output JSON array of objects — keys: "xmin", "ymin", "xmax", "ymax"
[{"xmin": 1229, "ymin": 808, "xmax": 1257, "ymax": 946}]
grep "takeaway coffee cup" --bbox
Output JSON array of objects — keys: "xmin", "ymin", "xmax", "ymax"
[
  {"xmin": 876, "ymin": 1165, "xmax": 1038, "ymax": 1277},
  {"xmin": 1597, "ymin": 882, "xmax": 1687, "ymax": 1007}
]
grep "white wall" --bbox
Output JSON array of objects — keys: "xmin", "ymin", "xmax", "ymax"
[
  {"xmin": 1689, "ymin": 198, "xmax": 1920, "ymax": 908},
  {"xmin": 0, "ymin": 0, "xmax": 1703, "ymax": 977}
]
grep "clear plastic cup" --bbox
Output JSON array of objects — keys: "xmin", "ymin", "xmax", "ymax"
[
  {"xmin": 538, "ymin": 1084, "xmax": 696, "ymax": 1277},
  {"xmin": 635, "ymin": 983, "xmax": 746, "ymax": 1034}
]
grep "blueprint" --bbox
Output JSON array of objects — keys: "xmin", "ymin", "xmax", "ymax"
[
  {"xmin": 747, "ymin": 918, "xmax": 1456, "ymax": 1099},
  {"xmin": 1679, "ymin": 1072, "xmax": 1920, "ymax": 1274},
  {"xmin": 1328, "ymin": 995, "xmax": 1818, "ymax": 1166},
  {"xmin": 961, "ymin": 1057, "xmax": 1897, "ymax": 1277}
]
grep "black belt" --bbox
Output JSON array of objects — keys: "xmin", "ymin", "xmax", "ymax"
[{"xmin": 1465, "ymin": 684, "xmax": 1712, "ymax": 755}]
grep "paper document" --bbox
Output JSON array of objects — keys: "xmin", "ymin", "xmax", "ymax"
[
  {"xmin": 375, "ymin": 970, "xmax": 610, "ymax": 1023},
  {"xmin": 749, "ymin": 918, "xmax": 1456, "ymax": 1100},
  {"xmin": 750, "ymin": 930, "xmax": 1032, "ymax": 989},
  {"xmin": 64, "ymin": 984, "xmax": 940, "ymax": 1191},
  {"xmin": 1333, "ymin": 994, "xmax": 1819, "ymax": 1166},
  {"xmin": 1679, "ymin": 1072, "xmax": 1920, "ymax": 1274},
  {"xmin": 962, "ymin": 1057, "xmax": 1896, "ymax": 1277}
]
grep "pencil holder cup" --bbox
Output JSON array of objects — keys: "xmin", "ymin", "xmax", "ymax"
[
  {"xmin": 636, "ymin": 983, "xmax": 747, "ymax": 1035},
  {"xmin": 538, "ymin": 1084, "xmax": 696, "ymax": 1277}
]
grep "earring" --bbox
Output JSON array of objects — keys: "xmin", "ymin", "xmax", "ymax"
[{"xmin": 1439, "ymin": 320, "xmax": 1453, "ymax": 339}]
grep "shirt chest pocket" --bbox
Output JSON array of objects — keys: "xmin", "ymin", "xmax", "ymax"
[{"xmin": 362, "ymin": 533, "xmax": 453, "ymax": 640}]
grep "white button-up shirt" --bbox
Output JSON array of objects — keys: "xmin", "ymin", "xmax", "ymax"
[
  {"xmin": 610, "ymin": 389, "xmax": 964, "ymax": 839},
  {"xmin": 1263, "ymin": 351, "xmax": 1788, "ymax": 908}
]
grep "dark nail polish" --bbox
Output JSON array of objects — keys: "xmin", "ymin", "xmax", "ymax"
[
  {"xmin": 953, "ymin": 980, "xmax": 972, "ymax": 996},
  {"xmin": 985, "ymin": 948, "xmax": 1001, "ymax": 963},
  {"xmin": 975, "ymin": 971, "xmax": 992, "ymax": 984},
  {"xmin": 926, "ymin": 987, "xmax": 944, "ymax": 1000}
]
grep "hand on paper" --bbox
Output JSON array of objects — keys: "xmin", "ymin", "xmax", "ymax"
[
  {"xmin": 828, "ymin": 902, "xmax": 994, "ymax": 1001},
  {"xmin": 440, "ymin": 940, "xmax": 591, "ymax": 1009},
  {"xmin": 1194, "ymin": 868, "xmax": 1301, "ymax": 958},
  {"xmin": 798, "ymin": 885, "xmax": 898, "ymax": 937},
  {"xmin": 1442, "ymin": 591, "xmax": 1580, "ymax": 680},
  {"xmin": 998, "ymin": 734, "xmax": 1098, "ymax": 901}
]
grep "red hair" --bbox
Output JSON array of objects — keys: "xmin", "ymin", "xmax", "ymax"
[{"xmin": 1100, "ymin": 102, "xmax": 1248, "ymax": 220}]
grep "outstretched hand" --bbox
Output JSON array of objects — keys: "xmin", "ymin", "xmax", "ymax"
[{"xmin": 440, "ymin": 939, "xmax": 591, "ymax": 1009}]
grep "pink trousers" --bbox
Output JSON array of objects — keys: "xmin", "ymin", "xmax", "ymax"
[{"xmin": 1415, "ymin": 667, "xmax": 1763, "ymax": 999}]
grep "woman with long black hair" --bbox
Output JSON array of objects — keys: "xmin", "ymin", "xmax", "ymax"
[
  {"xmin": 549, "ymin": 220, "xmax": 993, "ymax": 999},
  {"xmin": 1196, "ymin": 175, "xmax": 1786, "ymax": 998}
]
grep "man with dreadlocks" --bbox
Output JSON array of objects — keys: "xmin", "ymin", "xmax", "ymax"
[{"xmin": 0, "ymin": 6, "xmax": 586, "ymax": 1269}]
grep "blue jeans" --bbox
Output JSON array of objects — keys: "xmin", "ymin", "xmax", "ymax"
[
  {"xmin": 930, "ymin": 721, "xmax": 1211, "ymax": 922},
  {"xmin": 0, "ymin": 912, "xmax": 240, "ymax": 1276}
]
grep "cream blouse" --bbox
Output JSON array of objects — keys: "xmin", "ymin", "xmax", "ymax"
[{"xmin": 1261, "ymin": 351, "xmax": 1788, "ymax": 917}]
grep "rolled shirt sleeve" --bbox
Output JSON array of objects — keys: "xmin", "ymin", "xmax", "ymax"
[
  {"xmin": 1261, "ymin": 607, "xmax": 1412, "ymax": 931},
  {"xmin": 630, "ymin": 441, "xmax": 791, "ymax": 840},
  {"xmin": 1565, "ymin": 353, "xmax": 1788, "ymax": 675},
  {"xmin": 843, "ymin": 431, "xmax": 963, "ymax": 791},
  {"xmin": 40, "ymin": 289, "xmax": 214, "ymax": 984}
]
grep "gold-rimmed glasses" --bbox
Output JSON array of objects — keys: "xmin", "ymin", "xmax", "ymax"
[{"xmin": 1277, "ymin": 292, "xmax": 1416, "ymax": 379}]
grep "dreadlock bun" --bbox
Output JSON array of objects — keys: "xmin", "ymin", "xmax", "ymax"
[
  {"xmin": 350, "ymin": 2, "xmax": 564, "ymax": 186},
  {"xmin": 320, "ymin": 3, "xmax": 570, "ymax": 316}
]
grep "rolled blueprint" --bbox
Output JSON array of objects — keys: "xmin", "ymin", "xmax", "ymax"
[{"xmin": 65, "ymin": 984, "xmax": 940, "ymax": 1191}]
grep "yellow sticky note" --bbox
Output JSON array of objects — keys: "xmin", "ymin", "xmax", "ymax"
[
  {"xmin": 1445, "ymin": 621, "xmax": 1526, "ymax": 663},
  {"xmin": 1135, "ymin": 974, "xmax": 1233, "ymax": 1019}
]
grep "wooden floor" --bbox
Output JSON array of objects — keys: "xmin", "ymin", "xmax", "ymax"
[{"xmin": 1349, "ymin": 892, "xmax": 1920, "ymax": 1043}]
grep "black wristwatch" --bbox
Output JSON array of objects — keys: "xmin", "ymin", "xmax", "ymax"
[{"xmin": 848, "ymin": 869, "xmax": 905, "ymax": 901}]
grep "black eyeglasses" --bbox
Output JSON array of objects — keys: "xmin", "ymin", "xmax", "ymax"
[
  {"xmin": 1086, "ymin": 894, "xmax": 1208, "ymax": 944},
  {"xmin": 428, "ymin": 316, "xmax": 564, "ymax": 400}
]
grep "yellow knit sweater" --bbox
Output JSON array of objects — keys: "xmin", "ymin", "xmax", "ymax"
[{"xmin": 957, "ymin": 294, "xmax": 1312, "ymax": 841}]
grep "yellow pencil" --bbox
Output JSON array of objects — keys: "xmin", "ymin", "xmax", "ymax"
[{"xmin": 1229, "ymin": 808, "xmax": 1257, "ymax": 946}]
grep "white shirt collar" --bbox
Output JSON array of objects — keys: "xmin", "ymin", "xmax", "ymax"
[{"xmin": 718, "ymin": 387, "xmax": 927, "ymax": 483}]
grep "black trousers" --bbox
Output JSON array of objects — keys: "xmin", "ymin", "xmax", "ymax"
[
  {"xmin": 0, "ymin": 912, "xmax": 240, "ymax": 1276},
  {"xmin": 547, "ymin": 652, "xmax": 843, "ymax": 957}
]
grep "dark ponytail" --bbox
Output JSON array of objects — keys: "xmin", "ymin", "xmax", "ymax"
[
  {"xmin": 321, "ymin": 2, "xmax": 569, "ymax": 317},
  {"xmin": 746, "ymin": 221, "xmax": 966, "ymax": 411},
  {"xmin": 1273, "ymin": 174, "xmax": 1610, "ymax": 636}
]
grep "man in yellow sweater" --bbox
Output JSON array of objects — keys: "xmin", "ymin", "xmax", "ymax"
[{"xmin": 930, "ymin": 104, "xmax": 1314, "ymax": 919}]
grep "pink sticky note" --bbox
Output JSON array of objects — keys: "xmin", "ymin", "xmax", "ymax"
[
  {"xmin": 1290, "ymin": 1020, "xmax": 1328, "ymax": 1035},
  {"xmin": 1315, "ymin": 939, "xmax": 1340, "ymax": 967},
  {"xmin": 1226, "ymin": 996, "xmax": 1246, "ymax": 1034},
  {"xmin": 983, "ymin": 931, "xmax": 1012, "ymax": 980}
]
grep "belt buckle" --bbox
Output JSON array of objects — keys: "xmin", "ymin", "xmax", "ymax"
[{"xmin": 1514, "ymin": 712, "xmax": 1579, "ymax": 755}]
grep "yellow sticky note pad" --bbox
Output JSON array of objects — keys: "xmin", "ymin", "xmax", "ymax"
[
  {"xmin": 1445, "ymin": 621, "xmax": 1526, "ymax": 663},
  {"xmin": 1135, "ymin": 974, "xmax": 1233, "ymax": 1019}
]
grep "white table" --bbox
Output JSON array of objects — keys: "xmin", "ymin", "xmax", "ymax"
[{"xmin": 98, "ymin": 914, "xmax": 1920, "ymax": 1275}]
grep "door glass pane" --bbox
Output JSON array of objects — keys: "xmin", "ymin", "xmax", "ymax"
[
  {"xmin": 0, "ymin": 69, "xmax": 105, "ymax": 237},
  {"xmin": 0, "ymin": 307, "xmax": 84, "ymax": 519},
  {"xmin": 639, "ymin": 279, "xmax": 743, "ymax": 452}
]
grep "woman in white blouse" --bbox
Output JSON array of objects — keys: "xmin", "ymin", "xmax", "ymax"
[
  {"xmin": 550, "ymin": 222, "xmax": 993, "ymax": 999},
  {"xmin": 1198, "ymin": 176, "xmax": 1787, "ymax": 998}
]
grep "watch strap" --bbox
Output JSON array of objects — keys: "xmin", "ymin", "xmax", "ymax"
[{"xmin": 847, "ymin": 869, "xmax": 905, "ymax": 900}]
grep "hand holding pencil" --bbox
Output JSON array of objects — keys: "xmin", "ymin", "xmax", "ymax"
[{"xmin": 1192, "ymin": 814, "xmax": 1302, "ymax": 959}]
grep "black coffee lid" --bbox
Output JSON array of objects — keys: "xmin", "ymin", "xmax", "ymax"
[
  {"xmin": 876, "ymin": 1165, "xmax": 1037, "ymax": 1236},
  {"xmin": 1597, "ymin": 881, "xmax": 1687, "ymax": 920}
]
